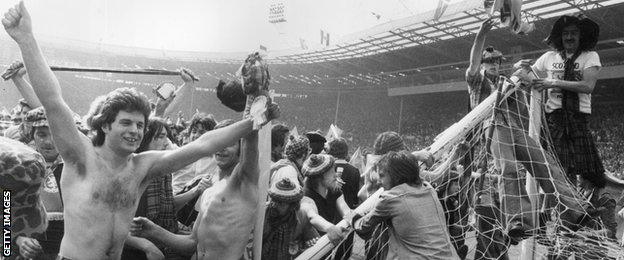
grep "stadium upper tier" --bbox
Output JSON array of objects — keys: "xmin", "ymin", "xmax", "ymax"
[{"xmin": 1, "ymin": 0, "xmax": 624, "ymax": 91}]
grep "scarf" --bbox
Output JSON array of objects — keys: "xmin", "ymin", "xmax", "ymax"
[
  {"xmin": 560, "ymin": 51, "xmax": 582, "ymax": 112},
  {"xmin": 262, "ymin": 202, "xmax": 299, "ymax": 260}
]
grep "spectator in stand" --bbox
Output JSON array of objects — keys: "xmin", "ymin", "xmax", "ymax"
[{"xmin": 271, "ymin": 124, "xmax": 290, "ymax": 162}]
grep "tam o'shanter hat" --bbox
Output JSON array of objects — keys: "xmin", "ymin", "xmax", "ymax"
[
  {"xmin": 481, "ymin": 46, "xmax": 505, "ymax": 64},
  {"xmin": 302, "ymin": 154, "xmax": 335, "ymax": 177},
  {"xmin": 25, "ymin": 107, "xmax": 48, "ymax": 128},
  {"xmin": 546, "ymin": 14, "xmax": 599, "ymax": 51},
  {"xmin": 284, "ymin": 135, "xmax": 310, "ymax": 160},
  {"xmin": 268, "ymin": 177, "xmax": 304, "ymax": 203}
]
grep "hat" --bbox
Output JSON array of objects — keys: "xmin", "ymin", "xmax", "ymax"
[
  {"xmin": 268, "ymin": 178, "xmax": 304, "ymax": 203},
  {"xmin": 302, "ymin": 154, "xmax": 335, "ymax": 177},
  {"xmin": 373, "ymin": 131, "xmax": 405, "ymax": 155},
  {"xmin": 326, "ymin": 138, "xmax": 348, "ymax": 159},
  {"xmin": 216, "ymin": 79, "xmax": 247, "ymax": 112},
  {"xmin": 546, "ymin": 14, "xmax": 599, "ymax": 52},
  {"xmin": 305, "ymin": 131, "xmax": 326, "ymax": 144},
  {"xmin": 240, "ymin": 52, "xmax": 270, "ymax": 95},
  {"xmin": 25, "ymin": 107, "xmax": 48, "ymax": 128},
  {"xmin": 481, "ymin": 46, "xmax": 505, "ymax": 64},
  {"xmin": 306, "ymin": 131, "xmax": 327, "ymax": 154},
  {"xmin": 284, "ymin": 135, "xmax": 310, "ymax": 161}
]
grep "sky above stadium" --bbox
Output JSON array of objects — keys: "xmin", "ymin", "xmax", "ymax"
[{"xmin": 0, "ymin": 0, "xmax": 461, "ymax": 53}]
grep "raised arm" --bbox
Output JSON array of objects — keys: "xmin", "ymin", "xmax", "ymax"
[
  {"xmin": 8, "ymin": 61, "xmax": 42, "ymax": 109},
  {"xmin": 145, "ymin": 118, "xmax": 255, "ymax": 178},
  {"xmin": 163, "ymin": 68, "xmax": 196, "ymax": 118},
  {"xmin": 229, "ymin": 128, "xmax": 259, "ymax": 185},
  {"xmin": 467, "ymin": 18, "xmax": 495, "ymax": 77},
  {"xmin": 3, "ymin": 2, "xmax": 90, "ymax": 162}
]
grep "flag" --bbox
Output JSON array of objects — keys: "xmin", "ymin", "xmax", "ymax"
[
  {"xmin": 434, "ymin": 0, "xmax": 450, "ymax": 20},
  {"xmin": 434, "ymin": 0, "xmax": 451, "ymax": 21},
  {"xmin": 290, "ymin": 126, "xmax": 299, "ymax": 138},
  {"xmin": 349, "ymin": 147, "xmax": 364, "ymax": 174},
  {"xmin": 326, "ymin": 124, "xmax": 343, "ymax": 141},
  {"xmin": 259, "ymin": 45, "xmax": 268, "ymax": 51},
  {"xmin": 320, "ymin": 30, "xmax": 330, "ymax": 46},
  {"xmin": 299, "ymin": 38, "xmax": 308, "ymax": 50},
  {"xmin": 488, "ymin": 0, "xmax": 534, "ymax": 34}
]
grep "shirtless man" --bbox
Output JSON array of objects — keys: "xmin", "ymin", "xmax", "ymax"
[
  {"xmin": 132, "ymin": 118, "xmax": 262, "ymax": 259},
  {"xmin": 2, "ymin": 3, "xmax": 276, "ymax": 259}
]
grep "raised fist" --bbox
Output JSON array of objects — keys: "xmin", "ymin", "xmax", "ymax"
[
  {"xmin": 2, "ymin": 1, "xmax": 33, "ymax": 43},
  {"xmin": 9, "ymin": 60, "xmax": 26, "ymax": 77},
  {"xmin": 179, "ymin": 68, "xmax": 198, "ymax": 83}
]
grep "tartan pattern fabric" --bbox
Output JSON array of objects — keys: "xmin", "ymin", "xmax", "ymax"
[
  {"xmin": 560, "ymin": 51, "xmax": 582, "ymax": 112},
  {"xmin": 466, "ymin": 70, "xmax": 494, "ymax": 110},
  {"xmin": 143, "ymin": 173, "xmax": 179, "ymax": 234},
  {"xmin": 546, "ymin": 110, "xmax": 605, "ymax": 187}
]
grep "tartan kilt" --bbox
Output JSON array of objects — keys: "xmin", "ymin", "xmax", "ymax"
[{"xmin": 546, "ymin": 110, "xmax": 605, "ymax": 187}]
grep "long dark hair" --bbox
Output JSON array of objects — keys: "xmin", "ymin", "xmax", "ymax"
[
  {"xmin": 546, "ymin": 15, "xmax": 599, "ymax": 52},
  {"xmin": 86, "ymin": 88, "xmax": 151, "ymax": 146},
  {"xmin": 136, "ymin": 117, "xmax": 173, "ymax": 153},
  {"xmin": 378, "ymin": 150, "xmax": 422, "ymax": 188}
]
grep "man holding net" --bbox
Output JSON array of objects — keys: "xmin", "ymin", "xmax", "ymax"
[
  {"xmin": 466, "ymin": 17, "xmax": 594, "ymax": 249},
  {"xmin": 528, "ymin": 13, "xmax": 607, "ymax": 209}
]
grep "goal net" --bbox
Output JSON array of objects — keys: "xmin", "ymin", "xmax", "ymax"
[{"xmin": 296, "ymin": 77, "xmax": 622, "ymax": 260}]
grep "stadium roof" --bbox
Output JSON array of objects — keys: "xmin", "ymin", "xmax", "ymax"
[{"xmin": 271, "ymin": 0, "xmax": 624, "ymax": 64}]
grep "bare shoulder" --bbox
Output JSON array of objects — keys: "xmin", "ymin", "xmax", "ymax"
[
  {"xmin": 132, "ymin": 150, "xmax": 169, "ymax": 174},
  {"xmin": 300, "ymin": 196, "xmax": 318, "ymax": 212}
]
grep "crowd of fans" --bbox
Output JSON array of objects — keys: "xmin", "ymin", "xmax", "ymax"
[{"xmin": 3, "ymin": 80, "xmax": 623, "ymax": 176}]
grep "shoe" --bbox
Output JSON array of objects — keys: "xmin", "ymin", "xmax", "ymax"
[{"xmin": 507, "ymin": 223, "xmax": 528, "ymax": 245}]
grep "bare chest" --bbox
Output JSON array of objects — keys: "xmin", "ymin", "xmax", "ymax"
[{"xmin": 86, "ymin": 162, "xmax": 144, "ymax": 212}]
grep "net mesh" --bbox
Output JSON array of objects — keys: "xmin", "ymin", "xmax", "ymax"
[{"xmin": 300, "ymin": 81, "xmax": 623, "ymax": 260}]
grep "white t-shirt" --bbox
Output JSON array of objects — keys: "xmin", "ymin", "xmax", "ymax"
[{"xmin": 531, "ymin": 51, "xmax": 601, "ymax": 114}]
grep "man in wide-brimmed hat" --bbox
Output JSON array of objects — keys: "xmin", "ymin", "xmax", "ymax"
[{"xmin": 529, "ymin": 14, "xmax": 606, "ymax": 190}]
